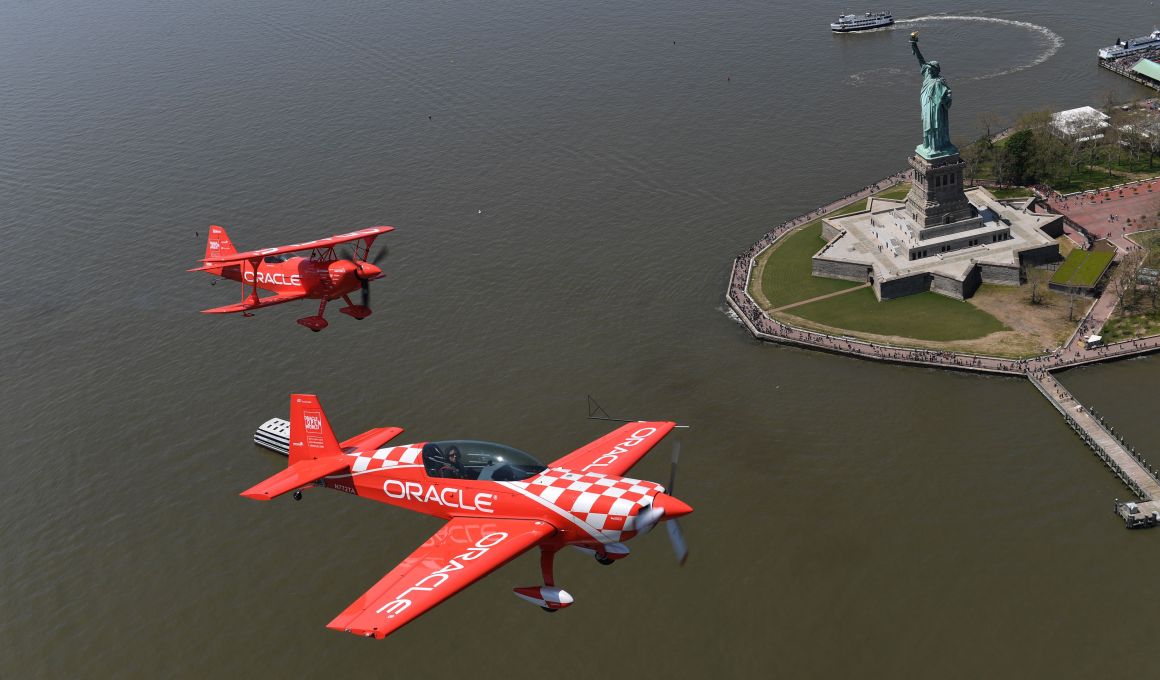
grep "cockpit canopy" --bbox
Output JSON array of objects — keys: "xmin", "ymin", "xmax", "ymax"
[{"xmin": 422, "ymin": 440, "xmax": 547, "ymax": 482}]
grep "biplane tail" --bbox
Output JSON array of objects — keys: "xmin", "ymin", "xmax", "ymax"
[{"xmin": 205, "ymin": 225, "xmax": 237, "ymax": 260}]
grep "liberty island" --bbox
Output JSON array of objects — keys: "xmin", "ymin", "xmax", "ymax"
[{"xmin": 727, "ymin": 33, "xmax": 1160, "ymax": 528}]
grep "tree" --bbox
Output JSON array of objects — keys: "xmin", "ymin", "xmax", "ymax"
[
  {"xmin": 1112, "ymin": 250, "xmax": 1145, "ymax": 314},
  {"xmin": 1023, "ymin": 262, "xmax": 1049, "ymax": 305},
  {"xmin": 1065, "ymin": 138, "xmax": 1086, "ymax": 182},
  {"xmin": 1103, "ymin": 90, "xmax": 1117, "ymax": 118},
  {"xmin": 1067, "ymin": 290, "xmax": 1081, "ymax": 321},
  {"xmin": 1002, "ymin": 129, "xmax": 1035, "ymax": 185},
  {"xmin": 1143, "ymin": 116, "xmax": 1160, "ymax": 168},
  {"xmin": 961, "ymin": 141, "xmax": 980, "ymax": 184}
]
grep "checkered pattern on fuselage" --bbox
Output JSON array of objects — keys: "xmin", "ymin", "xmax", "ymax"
[
  {"xmin": 346, "ymin": 444, "xmax": 424, "ymax": 473},
  {"xmin": 511, "ymin": 469, "xmax": 663, "ymax": 542}
]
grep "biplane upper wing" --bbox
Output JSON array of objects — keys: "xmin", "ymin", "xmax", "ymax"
[
  {"xmin": 200, "ymin": 291, "xmax": 308, "ymax": 314},
  {"xmin": 200, "ymin": 226, "xmax": 394, "ymax": 264},
  {"xmin": 327, "ymin": 517, "xmax": 555, "ymax": 639},
  {"xmin": 548, "ymin": 421, "xmax": 676, "ymax": 477}
]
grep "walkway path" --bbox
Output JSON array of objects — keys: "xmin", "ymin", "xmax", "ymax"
[
  {"xmin": 773, "ymin": 283, "xmax": 869, "ymax": 312},
  {"xmin": 1029, "ymin": 371, "xmax": 1160, "ymax": 525}
]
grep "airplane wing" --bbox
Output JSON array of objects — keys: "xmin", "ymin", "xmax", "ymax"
[
  {"xmin": 200, "ymin": 291, "xmax": 309, "ymax": 314},
  {"xmin": 328, "ymin": 517, "xmax": 555, "ymax": 639},
  {"xmin": 548, "ymin": 421, "xmax": 676, "ymax": 477},
  {"xmin": 200, "ymin": 226, "xmax": 393, "ymax": 264}
]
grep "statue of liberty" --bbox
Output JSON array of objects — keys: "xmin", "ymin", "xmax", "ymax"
[{"xmin": 910, "ymin": 33, "xmax": 957, "ymax": 158}]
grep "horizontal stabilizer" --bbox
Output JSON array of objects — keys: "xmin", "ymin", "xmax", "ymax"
[
  {"xmin": 341, "ymin": 427, "xmax": 405, "ymax": 454},
  {"xmin": 240, "ymin": 457, "xmax": 349, "ymax": 500},
  {"xmin": 202, "ymin": 292, "xmax": 308, "ymax": 314}
]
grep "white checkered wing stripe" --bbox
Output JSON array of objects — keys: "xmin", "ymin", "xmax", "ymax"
[{"xmin": 514, "ymin": 471, "xmax": 664, "ymax": 539}]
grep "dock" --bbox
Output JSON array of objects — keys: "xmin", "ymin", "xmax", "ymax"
[
  {"xmin": 1028, "ymin": 371, "xmax": 1160, "ymax": 528},
  {"xmin": 1097, "ymin": 58, "xmax": 1160, "ymax": 92}
]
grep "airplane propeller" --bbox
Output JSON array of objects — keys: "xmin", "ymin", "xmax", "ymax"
[
  {"xmin": 341, "ymin": 245, "xmax": 387, "ymax": 309},
  {"xmin": 634, "ymin": 439, "xmax": 689, "ymax": 566},
  {"xmin": 665, "ymin": 439, "xmax": 689, "ymax": 566}
]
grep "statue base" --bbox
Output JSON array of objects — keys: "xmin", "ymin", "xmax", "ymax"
[
  {"xmin": 915, "ymin": 143, "xmax": 959, "ymax": 160},
  {"xmin": 905, "ymin": 152, "xmax": 974, "ymax": 230}
]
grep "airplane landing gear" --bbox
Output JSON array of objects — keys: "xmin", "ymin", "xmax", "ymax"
[
  {"xmin": 297, "ymin": 299, "xmax": 329, "ymax": 331},
  {"xmin": 293, "ymin": 490, "xmax": 303, "ymax": 501},
  {"xmin": 512, "ymin": 547, "xmax": 575, "ymax": 611},
  {"xmin": 595, "ymin": 552, "xmax": 615, "ymax": 566},
  {"xmin": 339, "ymin": 295, "xmax": 372, "ymax": 320}
]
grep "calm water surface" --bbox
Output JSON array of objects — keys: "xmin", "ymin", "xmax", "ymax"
[{"xmin": 3, "ymin": 0, "xmax": 1160, "ymax": 677}]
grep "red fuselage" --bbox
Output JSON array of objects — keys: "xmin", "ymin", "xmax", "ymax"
[
  {"xmin": 312, "ymin": 441, "xmax": 691, "ymax": 553},
  {"xmin": 208, "ymin": 257, "xmax": 381, "ymax": 301}
]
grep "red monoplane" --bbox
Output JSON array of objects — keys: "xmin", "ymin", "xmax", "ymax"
[
  {"xmin": 242, "ymin": 394, "xmax": 692, "ymax": 639},
  {"xmin": 190, "ymin": 225, "xmax": 393, "ymax": 331}
]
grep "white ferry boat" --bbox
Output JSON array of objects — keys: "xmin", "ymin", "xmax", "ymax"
[
  {"xmin": 830, "ymin": 12, "xmax": 894, "ymax": 33},
  {"xmin": 1098, "ymin": 29, "xmax": 1160, "ymax": 60}
]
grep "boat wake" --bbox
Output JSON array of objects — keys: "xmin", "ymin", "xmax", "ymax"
[{"xmin": 894, "ymin": 15, "xmax": 1063, "ymax": 80}]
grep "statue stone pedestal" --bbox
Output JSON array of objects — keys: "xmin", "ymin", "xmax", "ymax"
[{"xmin": 905, "ymin": 152, "xmax": 975, "ymax": 231}]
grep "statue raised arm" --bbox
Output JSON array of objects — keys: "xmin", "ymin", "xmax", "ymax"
[
  {"xmin": 909, "ymin": 33, "xmax": 956, "ymax": 158},
  {"xmin": 910, "ymin": 32, "xmax": 926, "ymax": 65}
]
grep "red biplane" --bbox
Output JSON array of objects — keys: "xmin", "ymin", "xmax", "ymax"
[
  {"xmin": 243, "ymin": 394, "xmax": 692, "ymax": 639},
  {"xmin": 190, "ymin": 225, "xmax": 393, "ymax": 331}
]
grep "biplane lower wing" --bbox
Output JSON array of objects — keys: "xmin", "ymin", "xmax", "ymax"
[
  {"xmin": 201, "ymin": 292, "xmax": 308, "ymax": 314},
  {"xmin": 327, "ymin": 517, "xmax": 555, "ymax": 639}
]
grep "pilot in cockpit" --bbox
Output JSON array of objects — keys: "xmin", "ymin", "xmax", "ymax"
[{"xmin": 438, "ymin": 446, "xmax": 466, "ymax": 479}]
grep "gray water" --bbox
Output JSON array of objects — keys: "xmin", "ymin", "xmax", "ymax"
[{"xmin": 3, "ymin": 0, "xmax": 1160, "ymax": 677}]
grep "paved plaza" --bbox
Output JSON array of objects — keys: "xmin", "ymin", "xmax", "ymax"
[{"xmin": 1045, "ymin": 180, "xmax": 1160, "ymax": 250}]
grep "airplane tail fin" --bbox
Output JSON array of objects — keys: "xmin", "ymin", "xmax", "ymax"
[
  {"xmin": 205, "ymin": 224, "xmax": 237, "ymax": 260},
  {"xmin": 240, "ymin": 394, "xmax": 347, "ymax": 501},
  {"xmin": 289, "ymin": 393, "xmax": 343, "ymax": 465}
]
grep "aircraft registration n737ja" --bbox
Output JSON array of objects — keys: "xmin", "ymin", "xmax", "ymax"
[{"xmin": 242, "ymin": 394, "xmax": 693, "ymax": 639}]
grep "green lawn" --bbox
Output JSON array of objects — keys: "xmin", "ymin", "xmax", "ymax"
[
  {"xmin": 1101, "ymin": 312, "xmax": 1160, "ymax": 343},
  {"xmin": 1050, "ymin": 250, "xmax": 1114, "ymax": 287},
  {"xmin": 988, "ymin": 186, "xmax": 1033, "ymax": 199},
  {"xmin": 828, "ymin": 199, "xmax": 868, "ymax": 217},
  {"xmin": 788, "ymin": 288, "xmax": 1008, "ymax": 341},
  {"xmin": 756, "ymin": 221, "xmax": 860, "ymax": 308},
  {"xmin": 874, "ymin": 183, "xmax": 911, "ymax": 201}
]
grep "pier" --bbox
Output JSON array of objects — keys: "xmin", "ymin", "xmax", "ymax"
[
  {"xmin": 1098, "ymin": 58, "xmax": 1160, "ymax": 92},
  {"xmin": 1028, "ymin": 371, "xmax": 1160, "ymax": 528}
]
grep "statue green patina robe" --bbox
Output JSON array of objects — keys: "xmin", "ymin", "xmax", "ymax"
[{"xmin": 911, "ymin": 36, "xmax": 957, "ymax": 158}]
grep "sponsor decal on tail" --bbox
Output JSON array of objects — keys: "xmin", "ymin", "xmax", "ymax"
[
  {"xmin": 290, "ymin": 394, "xmax": 342, "ymax": 463},
  {"xmin": 205, "ymin": 224, "xmax": 237, "ymax": 260}
]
